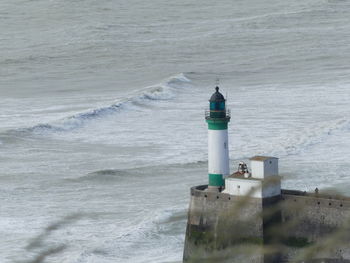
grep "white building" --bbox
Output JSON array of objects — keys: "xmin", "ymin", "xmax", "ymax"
[{"xmin": 223, "ymin": 156, "xmax": 281, "ymax": 198}]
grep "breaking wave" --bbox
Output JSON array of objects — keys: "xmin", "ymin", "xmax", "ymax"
[
  {"xmin": 269, "ymin": 117, "xmax": 350, "ymax": 157},
  {"xmin": 107, "ymin": 207, "xmax": 187, "ymax": 263},
  {"xmin": 70, "ymin": 169, "xmax": 130, "ymax": 183},
  {"xmin": 19, "ymin": 73, "xmax": 191, "ymax": 134}
]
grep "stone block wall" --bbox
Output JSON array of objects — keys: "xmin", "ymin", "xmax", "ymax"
[
  {"xmin": 183, "ymin": 186, "xmax": 350, "ymax": 263},
  {"xmin": 279, "ymin": 190, "xmax": 350, "ymax": 262}
]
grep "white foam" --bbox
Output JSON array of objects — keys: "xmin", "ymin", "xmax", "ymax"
[
  {"xmin": 269, "ymin": 117, "xmax": 350, "ymax": 157},
  {"xmin": 20, "ymin": 73, "xmax": 192, "ymax": 135}
]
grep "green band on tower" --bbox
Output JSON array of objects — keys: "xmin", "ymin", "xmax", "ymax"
[
  {"xmin": 206, "ymin": 118, "xmax": 230, "ymax": 130},
  {"xmin": 208, "ymin": 173, "xmax": 224, "ymax": 186}
]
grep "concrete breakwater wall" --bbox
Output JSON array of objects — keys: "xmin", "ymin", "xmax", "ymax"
[{"xmin": 183, "ymin": 186, "xmax": 350, "ymax": 263}]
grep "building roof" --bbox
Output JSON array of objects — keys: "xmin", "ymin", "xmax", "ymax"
[
  {"xmin": 249, "ymin": 156, "xmax": 278, "ymax": 161},
  {"xmin": 227, "ymin": 171, "xmax": 263, "ymax": 181}
]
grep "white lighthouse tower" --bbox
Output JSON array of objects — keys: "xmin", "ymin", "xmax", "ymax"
[{"xmin": 205, "ymin": 87, "xmax": 230, "ymax": 191}]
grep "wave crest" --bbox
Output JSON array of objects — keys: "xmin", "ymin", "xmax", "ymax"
[
  {"xmin": 68, "ymin": 169, "xmax": 129, "ymax": 183},
  {"xmin": 22, "ymin": 73, "xmax": 191, "ymax": 134},
  {"xmin": 270, "ymin": 117, "xmax": 350, "ymax": 156}
]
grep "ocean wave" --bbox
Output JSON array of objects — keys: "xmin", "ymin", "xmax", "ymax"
[
  {"xmin": 107, "ymin": 206, "xmax": 187, "ymax": 262},
  {"xmin": 69, "ymin": 169, "xmax": 130, "ymax": 183},
  {"xmin": 20, "ymin": 73, "xmax": 191, "ymax": 134},
  {"xmin": 155, "ymin": 209, "xmax": 187, "ymax": 225},
  {"xmin": 270, "ymin": 117, "xmax": 350, "ymax": 157}
]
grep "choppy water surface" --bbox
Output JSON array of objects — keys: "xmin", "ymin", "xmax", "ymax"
[{"xmin": 1, "ymin": 0, "xmax": 350, "ymax": 262}]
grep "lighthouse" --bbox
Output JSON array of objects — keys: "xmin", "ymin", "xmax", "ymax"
[{"xmin": 205, "ymin": 86, "xmax": 230, "ymax": 191}]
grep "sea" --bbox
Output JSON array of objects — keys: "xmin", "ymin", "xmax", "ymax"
[{"xmin": 1, "ymin": 0, "xmax": 350, "ymax": 262}]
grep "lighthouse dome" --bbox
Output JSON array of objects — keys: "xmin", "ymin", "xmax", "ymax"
[
  {"xmin": 209, "ymin": 87, "xmax": 225, "ymax": 102},
  {"xmin": 208, "ymin": 86, "xmax": 226, "ymax": 114}
]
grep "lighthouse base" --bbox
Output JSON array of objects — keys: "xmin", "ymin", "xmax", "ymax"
[{"xmin": 205, "ymin": 185, "xmax": 223, "ymax": 192}]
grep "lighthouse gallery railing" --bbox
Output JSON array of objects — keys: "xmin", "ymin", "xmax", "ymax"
[{"xmin": 205, "ymin": 109, "xmax": 231, "ymax": 119}]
